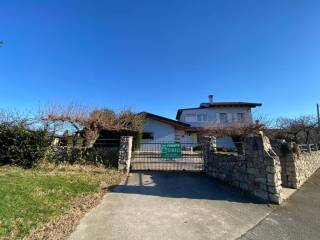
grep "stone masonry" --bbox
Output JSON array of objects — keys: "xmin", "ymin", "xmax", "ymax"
[
  {"xmin": 271, "ymin": 140, "xmax": 297, "ymax": 188},
  {"xmin": 204, "ymin": 135, "xmax": 283, "ymax": 204},
  {"xmin": 119, "ymin": 134, "xmax": 320, "ymax": 204},
  {"xmin": 118, "ymin": 136, "xmax": 133, "ymax": 173},
  {"xmin": 272, "ymin": 140, "xmax": 320, "ymax": 189}
]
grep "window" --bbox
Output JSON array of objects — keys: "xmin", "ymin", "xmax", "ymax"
[
  {"xmin": 197, "ymin": 114, "xmax": 208, "ymax": 122},
  {"xmin": 237, "ymin": 113, "xmax": 245, "ymax": 123},
  {"xmin": 219, "ymin": 113, "xmax": 228, "ymax": 123},
  {"xmin": 232, "ymin": 113, "xmax": 236, "ymax": 122},
  {"xmin": 142, "ymin": 132, "xmax": 154, "ymax": 140},
  {"xmin": 184, "ymin": 114, "xmax": 197, "ymax": 122}
]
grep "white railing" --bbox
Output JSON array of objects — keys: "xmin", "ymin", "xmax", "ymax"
[{"xmin": 298, "ymin": 144, "xmax": 319, "ymax": 152}]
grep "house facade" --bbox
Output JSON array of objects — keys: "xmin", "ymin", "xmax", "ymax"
[
  {"xmin": 140, "ymin": 96, "xmax": 262, "ymax": 150},
  {"xmin": 176, "ymin": 95, "xmax": 261, "ymax": 127}
]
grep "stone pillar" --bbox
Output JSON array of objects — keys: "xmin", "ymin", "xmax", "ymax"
[
  {"xmin": 118, "ymin": 136, "xmax": 133, "ymax": 173},
  {"xmin": 243, "ymin": 136, "xmax": 283, "ymax": 204},
  {"xmin": 203, "ymin": 136, "xmax": 216, "ymax": 172},
  {"xmin": 203, "ymin": 138, "xmax": 211, "ymax": 172},
  {"xmin": 262, "ymin": 136, "xmax": 283, "ymax": 204}
]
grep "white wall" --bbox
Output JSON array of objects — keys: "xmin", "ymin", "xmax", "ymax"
[
  {"xmin": 175, "ymin": 130, "xmax": 198, "ymax": 146},
  {"xmin": 179, "ymin": 107, "xmax": 253, "ymax": 127},
  {"xmin": 142, "ymin": 118, "xmax": 176, "ymax": 143},
  {"xmin": 140, "ymin": 118, "xmax": 199, "ymax": 151}
]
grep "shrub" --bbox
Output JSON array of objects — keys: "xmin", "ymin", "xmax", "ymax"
[
  {"xmin": 86, "ymin": 147, "xmax": 119, "ymax": 168},
  {"xmin": 193, "ymin": 145, "xmax": 203, "ymax": 151},
  {"xmin": 134, "ymin": 131, "xmax": 142, "ymax": 150},
  {"xmin": 46, "ymin": 146, "xmax": 119, "ymax": 168},
  {"xmin": 0, "ymin": 124, "xmax": 51, "ymax": 168},
  {"xmin": 280, "ymin": 142, "xmax": 291, "ymax": 155}
]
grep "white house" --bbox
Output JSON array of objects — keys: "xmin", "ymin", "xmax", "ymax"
[
  {"xmin": 140, "ymin": 96, "xmax": 262, "ymax": 150},
  {"xmin": 140, "ymin": 112, "xmax": 197, "ymax": 147},
  {"xmin": 176, "ymin": 95, "xmax": 262, "ymax": 148},
  {"xmin": 176, "ymin": 95, "xmax": 261, "ymax": 127}
]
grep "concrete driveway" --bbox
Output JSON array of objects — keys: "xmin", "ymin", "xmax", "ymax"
[{"xmin": 70, "ymin": 171, "xmax": 273, "ymax": 240}]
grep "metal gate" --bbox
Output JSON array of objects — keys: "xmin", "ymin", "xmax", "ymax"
[{"xmin": 131, "ymin": 142, "xmax": 204, "ymax": 171}]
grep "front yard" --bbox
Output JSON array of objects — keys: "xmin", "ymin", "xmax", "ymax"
[{"xmin": 0, "ymin": 166, "xmax": 123, "ymax": 240}]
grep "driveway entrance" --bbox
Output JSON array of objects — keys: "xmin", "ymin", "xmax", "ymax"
[
  {"xmin": 70, "ymin": 171, "xmax": 272, "ymax": 240},
  {"xmin": 131, "ymin": 142, "xmax": 204, "ymax": 171}
]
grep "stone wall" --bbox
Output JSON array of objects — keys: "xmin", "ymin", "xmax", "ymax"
[
  {"xmin": 118, "ymin": 136, "xmax": 133, "ymax": 173},
  {"xmin": 272, "ymin": 140, "xmax": 320, "ymax": 188},
  {"xmin": 294, "ymin": 150, "xmax": 320, "ymax": 188},
  {"xmin": 271, "ymin": 140, "xmax": 320, "ymax": 189},
  {"xmin": 204, "ymin": 136, "xmax": 283, "ymax": 204},
  {"xmin": 270, "ymin": 140, "xmax": 297, "ymax": 188}
]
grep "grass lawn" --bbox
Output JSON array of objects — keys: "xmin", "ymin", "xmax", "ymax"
[{"xmin": 0, "ymin": 166, "xmax": 123, "ymax": 240}]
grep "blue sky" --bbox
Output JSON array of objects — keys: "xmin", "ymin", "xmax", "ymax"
[{"xmin": 1, "ymin": 0, "xmax": 320, "ymax": 120}]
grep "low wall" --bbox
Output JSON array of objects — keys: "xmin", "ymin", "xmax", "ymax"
[
  {"xmin": 46, "ymin": 146, "xmax": 119, "ymax": 167},
  {"xmin": 271, "ymin": 140, "xmax": 320, "ymax": 189},
  {"xmin": 270, "ymin": 140, "xmax": 296, "ymax": 188},
  {"xmin": 294, "ymin": 151, "xmax": 320, "ymax": 188},
  {"xmin": 204, "ymin": 136, "xmax": 282, "ymax": 204}
]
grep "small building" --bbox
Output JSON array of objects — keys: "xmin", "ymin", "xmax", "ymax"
[{"xmin": 140, "ymin": 112, "xmax": 198, "ymax": 147}]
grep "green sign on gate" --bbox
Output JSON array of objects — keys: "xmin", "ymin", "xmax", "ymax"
[{"xmin": 161, "ymin": 143, "xmax": 182, "ymax": 159}]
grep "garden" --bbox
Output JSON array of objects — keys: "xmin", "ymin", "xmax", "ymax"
[{"xmin": 0, "ymin": 105, "xmax": 143, "ymax": 239}]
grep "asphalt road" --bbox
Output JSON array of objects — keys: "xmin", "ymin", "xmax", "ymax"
[{"xmin": 238, "ymin": 169, "xmax": 320, "ymax": 240}]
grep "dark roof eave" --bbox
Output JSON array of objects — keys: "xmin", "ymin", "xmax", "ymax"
[{"xmin": 139, "ymin": 112, "xmax": 191, "ymax": 128}]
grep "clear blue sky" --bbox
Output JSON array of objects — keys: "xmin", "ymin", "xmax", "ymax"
[{"xmin": 1, "ymin": 0, "xmax": 320, "ymax": 119}]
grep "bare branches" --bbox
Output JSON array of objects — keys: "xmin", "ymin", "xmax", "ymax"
[
  {"xmin": 39, "ymin": 103, "xmax": 145, "ymax": 147},
  {"xmin": 201, "ymin": 122, "xmax": 264, "ymax": 138},
  {"xmin": 38, "ymin": 102, "xmax": 90, "ymax": 131},
  {"xmin": 268, "ymin": 115, "xmax": 319, "ymax": 144},
  {"xmin": 0, "ymin": 109, "xmax": 34, "ymax": 127}
]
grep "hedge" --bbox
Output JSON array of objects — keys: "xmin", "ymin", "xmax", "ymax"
[
  {"xmin": 0, "ymin": 124, "xmax": 51, "ymax": 168},
  {"xmin": 45, "ymin": 146, "xmax": 119, "ymax": 168}
]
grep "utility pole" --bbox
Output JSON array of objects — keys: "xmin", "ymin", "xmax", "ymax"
[{"xmin": 317, "ymin": 103, "xmax": 320, "ymax": 127}]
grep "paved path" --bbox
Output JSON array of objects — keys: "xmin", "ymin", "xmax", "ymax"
[
  {"xmin": 70, "ymin": 171, "xmax": 272, "ymax": 240},
  {"xmin": 239, "ymin": 169, "xmax": 320, "ymax": 240}
]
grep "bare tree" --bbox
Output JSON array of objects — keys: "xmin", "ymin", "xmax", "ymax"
[
  {"xmin": 0, "ymin": 109, "xmax": 33, "ymax": 127},
  {"xmin": 39, "ymin": 103, "xmax": 144, "ymax": 147},
  {"xmin": 269, "ymin": 115, "xmax": 319, "ymax": 144}
]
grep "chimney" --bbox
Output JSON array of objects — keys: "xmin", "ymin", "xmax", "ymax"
[{"xmin": 208, "ymin": 95, "xmax": 214, "ymax": 103}]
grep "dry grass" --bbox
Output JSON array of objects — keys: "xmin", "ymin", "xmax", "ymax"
[{"xmin": 28, "ymin": 192, "xmax": 104, "ymax": 240}]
